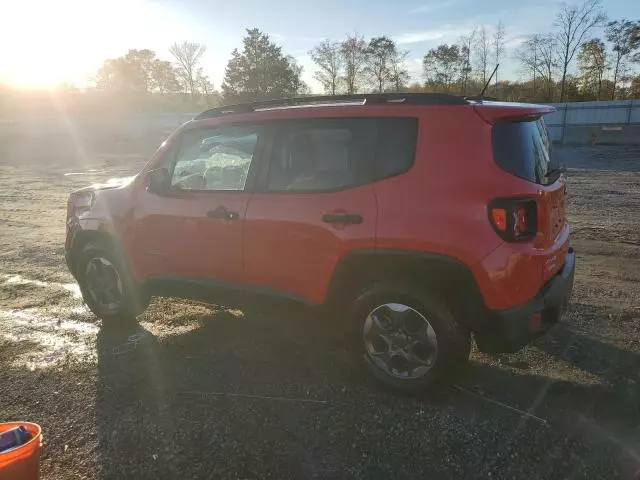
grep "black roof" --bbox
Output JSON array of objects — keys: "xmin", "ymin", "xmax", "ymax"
[{"xmin": 194, "ymin": 93, "xmax": 470, "ymax": 120}]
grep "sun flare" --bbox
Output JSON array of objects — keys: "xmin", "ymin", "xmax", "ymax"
[{"xmin": 0, "ymin": 0, "xmax": 169, "ymax": 88}]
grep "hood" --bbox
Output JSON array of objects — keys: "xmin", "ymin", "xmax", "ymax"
[{"xmin": 76, "ymin": 175, "xmax": 137, "ymax": 194}]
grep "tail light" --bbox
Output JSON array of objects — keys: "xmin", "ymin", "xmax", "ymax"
[{"xmin": 488, "ymin": 198, "xmax": 537, "ymax": 242}]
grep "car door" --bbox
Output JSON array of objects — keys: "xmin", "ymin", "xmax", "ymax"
[
  {"xmin": 243, "ymin": 118, "xmax": 378, "ymax": 305},
  {"xmin": 131, "ymin": 123, "xmax": 264, "ymax": 283}
]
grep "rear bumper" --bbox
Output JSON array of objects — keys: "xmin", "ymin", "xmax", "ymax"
[{"xmin": 475, "ymin": 248, "xmax": 576, "ymax": 353}]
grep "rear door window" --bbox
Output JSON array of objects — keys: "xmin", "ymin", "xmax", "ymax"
[
  {"xmin": 265, "ymin": 118, "xmax": 418, "ymax": 192},
  {"xmin": 266, "ymin": 119, "xmax": 375, "ymax": 192},
  {"xmin": 492, "ymin": 118, "xmax": 559, "ymax": 185}
]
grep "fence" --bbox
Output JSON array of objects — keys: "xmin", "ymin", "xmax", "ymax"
[
  {"xmin": 0, "ymin": 112, "xmax": 197, "ymax": 140},
  {"xmin": 3, "ymin": 100, "xmax": 640, "ymax": 147},
  {"xmin": 544, "ymin": 99, "xmax": 640, "ymax": 145}
]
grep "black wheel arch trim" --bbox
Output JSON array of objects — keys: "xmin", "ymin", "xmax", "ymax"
[
  {"xmin": 325, "ymin": 248, "xmax": 487, "ymax": 328},
  {"xmin": 66, "ymin": 228, "xmax": 127, "ymax": 278}
]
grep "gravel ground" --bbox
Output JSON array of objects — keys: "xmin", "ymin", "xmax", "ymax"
[{"xmin": 0, "ymin": 142, "xmax": 639, "ymax": 479}]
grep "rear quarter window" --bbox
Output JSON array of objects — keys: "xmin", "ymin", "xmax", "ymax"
[
  {"xmin": 492, "ymin": 118, "xmax": 558, "ymax": 185},
  {"xmin": 373, "ymin": 118, "xmax": 418, "ymax": 181}
]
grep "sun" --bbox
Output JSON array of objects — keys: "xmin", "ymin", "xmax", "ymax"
[
  {"xmin": 0, "ymin": 1, "xmax": 87, "ymax": 87},
  {"xmin": 0, "ymin": 0, "xmax": 170, "ymax": 88}
]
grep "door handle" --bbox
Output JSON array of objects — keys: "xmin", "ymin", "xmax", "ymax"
[
  {"xmin": 322, "ymin": 213, "xmax": 363, "ymax": 224},
  {"xmin": 207, "ymin": 207, "xmax": 239, "ymax": 220}
]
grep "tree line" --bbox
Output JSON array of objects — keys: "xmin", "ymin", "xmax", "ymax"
[
  {"xmin": 310, "ymin": 35, "xmax": 410, "ymax": 95},
  {"xmin": 93, "ymin": 41, "xmax": 218, "ymax": 109},
  {"xmin": 2, "ymin": 0, "xmax": 636, "ymax": 116},
  {"xmin": 89, "ymin": 0, "xmax": 637, "ymax": 108},
  {"xmin": 305, "ymin": 0, "xmax": 638, "ymax": 102},
  {"xmin": 90, "ymin": 28, "xmax": 413, "ymax": 106},
  {"xmin": 513, "ymin": 2, "xmax": 639, "ymax": 101},
  {"xmin": 86, "ymin": 29, "xmax": 308, "ymax": 109}
]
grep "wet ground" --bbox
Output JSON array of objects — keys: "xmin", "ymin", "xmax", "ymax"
[{"xmin": 0, "ymin": 144, "xmax": 639, "ymax": 479}]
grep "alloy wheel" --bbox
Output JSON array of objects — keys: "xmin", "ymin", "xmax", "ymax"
[
  {"xmin": 363, "ymin": 303, "xmax": 438, "ymax": 379},
  {"xmin": 84, "ymin": 257, "xmax": 123, "ymax": 312}
]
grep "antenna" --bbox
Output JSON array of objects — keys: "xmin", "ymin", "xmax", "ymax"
[{"xmin": 479, "ymin": 63, "xmax": 499, "ymax": 99}]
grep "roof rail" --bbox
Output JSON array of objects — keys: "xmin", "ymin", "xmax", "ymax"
[
  {"xmin": 463, "ymin": 95, "xmax": 499, "ymax": 102},
  {"xmin": 194, "ymin": 93, "xmax": 469, "ymax": 120}
]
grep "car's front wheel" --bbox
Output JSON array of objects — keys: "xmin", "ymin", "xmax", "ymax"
[
  {"xmin": 353, "ymin": 283, "xmax": 470, "ymax": 394},
  {"xmin": 77, "ymin": 242, "xmax": 149, "ymax": 327}
]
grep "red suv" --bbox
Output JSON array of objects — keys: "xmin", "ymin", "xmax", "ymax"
[{"xmin": 65, "ymin": 93, "xmax": 575, "ymax": 393}]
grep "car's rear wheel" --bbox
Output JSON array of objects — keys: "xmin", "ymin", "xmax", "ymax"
[
  {"xmin": 77, "ymin": 242, "xmax": 149, "ymax": 327},
  {"xmin": 353, "ymin": 283, "xmax": 470, "ymax": 394}
]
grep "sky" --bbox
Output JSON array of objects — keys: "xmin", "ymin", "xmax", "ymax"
[{"xmin": 0, "ymin": 0, "xmax": 637, "ymax": 91}]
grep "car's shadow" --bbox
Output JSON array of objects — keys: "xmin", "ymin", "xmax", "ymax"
[{"xmin": 95, "ymin": 304, "xmax": 640, "ymax": 479}]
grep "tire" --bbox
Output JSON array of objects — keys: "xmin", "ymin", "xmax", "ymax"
[
  {"xmin": 76, "ymin": 242, "xmax": 150, "ymax": 327},
  {"xmin": 352, "ymin": 282, "xmax": 470, "ymax": 394}
]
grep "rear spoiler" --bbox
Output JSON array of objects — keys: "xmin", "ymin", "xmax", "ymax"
[{"xmin": 472, "ymin": 101, "xmax": 554, "ymax": 124}]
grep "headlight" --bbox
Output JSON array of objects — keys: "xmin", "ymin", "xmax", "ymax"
[{"xmin": 67, "ymin": 191, "xmax": 95, "ymax": 218}]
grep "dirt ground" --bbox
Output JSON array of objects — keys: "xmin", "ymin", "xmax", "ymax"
[{"xmin": 0, "ymin": 138, "xmax": 639, "ymax": 479}]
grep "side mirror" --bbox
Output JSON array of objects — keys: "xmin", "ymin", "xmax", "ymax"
[{"xmin": 146, "ymin": 168, "xmax": 170, "ymax": 195}]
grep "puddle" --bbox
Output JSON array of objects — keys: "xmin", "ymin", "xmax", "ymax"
[
  {"xmin": 3, "ymin": 309, "xmax": 98, "ymax": 334},
  {"xmin": 64, "ymin": 169, "xmax": 108, "ymax": 176},
  {"xmin": 4, "ymin": 275, "xmax": 49, "ymax": 288},
  {"xmin": 63, "ymin": 283, "xmax": 82, "ymax": 298},
  {"xmin": 2, "ymin": 274, "xmax": 82, "ymax": 299},
  {"xmin": 70, "ymin": 306, "xmax": 90, "ymax": 315},
  {"xmin": 0, "ymin": 308, "xmax": 98, "ymax": 369},
  {"xmin": 0, "ymin": 273, "xmax": 204, "ymax": 369}
]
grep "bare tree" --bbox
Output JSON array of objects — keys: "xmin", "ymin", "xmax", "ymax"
[
  {"xmin": 606, "ymin": 20, "xmax": 640, "ymax": 99},
  {"xmin": 554, "ymin": 0, "xmax": 606, "ymax": 101},
  {"xmin": 493, "ymin": 21, "xmax": 506, "ymax": 93},
  {"xmin": 197, "ymin": 73, "xmax": 213, "ymax": 96},
  {"xmin": 474, "ymin": 26, "xmax": 491, "ymax": 85},
  {"xmin": 577, "ymin": 38, "xmax": 607, "ymax": 99},
  {"xmin": 340, "ymin": 34, "xmax": 368, "ymax": 94},
  {"xmin": 457, "ymin": 28, "xmax": 476, "ymax": 94},
  {"xmin": 365, "ymin": 36, "xmax": 398, "ymax": 92},
  {"xmin": 169, "ymin": 41, "xmax": 207, "ymax": 98},
  {"xmin": 151, "ymin": 60, "xmax": 181, "ymax": 94},
  {"xmin": 516, "ymin": 34, "xmax": 559, "ymax": 100},
  {"xmin": 389, "ymin": 48, "xmax": 410, "ymax": 91},
  {"xmin": 196, "ymin": 68, "xmax": 219, "ymax": 106},
  {"xmin": 95, "ymin": 49, "xmax": 171, "ymax": 93},
  {"xmin": 538, "ymin": 34, "xmax": 558, "ymax": 100},
  {"xmin": 423, "ymin": 44, "xmax": 464, "ymax": 91},
  {"xmin": 631, "ymin": 76, "xmax": 640, "ymax": 98},
  {"xmin": 286, "ymin": 55, "xmax": 309, "ymax": 96},
  {"xmin": 516, "ymin": 35, "xmax": 543, "ymax": 96},
  {"xmin": 309, "ymin": 40, "xmax": 343, "ymax": 95}
]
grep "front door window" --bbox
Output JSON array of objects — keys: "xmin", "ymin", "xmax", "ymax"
[{"xmin": 171, "ymin": 125, "xmax": 261, "ymax": 191}]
